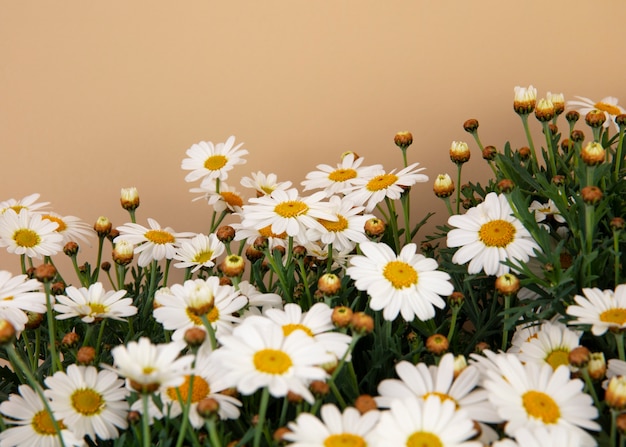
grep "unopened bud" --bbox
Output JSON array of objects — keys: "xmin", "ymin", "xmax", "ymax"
[
  {"xmin": 34, "ymin": 264, "xmax": 57, "ymax": 283},
  {"xmin": 552, "ymin": 175, "xmax": 565, "ymax": 186},
  {"xmin": 568, "ymin": 346, "xmax": 590, "ymax": 368},
  {"xmin": 318, "ymin": 273, "xmax": 341, "ymax": 296},
  {"xmin": 120, "ymin": 187, "xmax": 140, "ymax": 212},
  {"xmin": 245, "ymin": 245, "xmax": 264, "ymax": 262},
  {"xmin": 62, "ymin": 332, "xmax": 80, "ymax": 348},
  {"xmin": 196, "ymin": 398, "xmax": 220, "ymax": 419},
  {"xmin": 332, "ymin": 306, "xmax": 353, "ymax": 328},
  {"xmin": 570, "ymin": 129, "xmax": 585, "ymax": 143},
  {"xmin": 24, "ymin": 311, "xmax": 44, "ymax": 330},
  {"xmin": 611, "ymin": 217, "xmax": 626, "ymax": 231},
  {"xmin": 585, "ymin": 109, "xmax": 606, "ymax": 128},
  {"xmin": 50, "ymin": 281, "xmax": 66, "ymax": 295},
  {"xmin": 350, "ymin": 312, "xmax": 374, "ymax": 334},
  {"xmin": 513, "ymin": 85, "xmax": 537, "ymax": 115},
  {"xmin": 273, "ymin": 427, "xmax": 291, "ymax": 444},
  {"xmin": 219, "ymin": 254, "xmax": 245, "ymax": 277},
  {"xmin": 101, "ymin": 261, "xmax": 111, "ymax": 272},
  {"xmin": 587, "ymin": 352, "xmax": 606, "ymax": 381},
  {"xmin": 310, "ymin": 380, "xmax": 330, "ymax": 397},
  {"xmin": 364, "ymin": 218, "xmax": 386, "ymax": 238},
  {"xmin": 216, "ymin": 225, "xmax": 236, "ymax": 243},
  {"xmin": 94, "ymin": 216, "xmax": 112, "ymax": 237},
  {"xmin": 354, "ymin": 394, "xmax": 378, "ymax": 414},
  {"xmin": 518, "ymin": 146, "xmax": 531, "ymax": 160},
  {"xmin": 581, "ymin": 186, "xmax": 603, "ymax": 205},
  {"xmin": 426, "ymin": 334, "xmax": 449, "ymax": 355},
  {"xmin": 497, "ymin": 179, "xmax": 515, "ymax": 193},
  {"xmin": 560, "ymin": 139, "xmax": 573, "ymax": 153},
  {"xmin": 448, "ymin": 291, "xmax": 465, "ymax": 307},
  {"xmin": 617, "ymin": 114, "xmax": 626, "ymax": 129},
  {"xmin": 453, "ymin": 355, "xmax": 468, "ymax": 379},
  {"xmin": 0, "ymin": 320, "xmax": 16, "ymax": 345},
  {"xmin": 606, "ymin": 376, "xmax": 626, "ymax": 410},
  {"xmin": 463, "ymin": 119, "xmax": 479, "ymax": 133},
  {"xmin": 566, "ymin": 110, "xmax": 580, "ymax": 123},
  {"xmin": 449, "ymin": 141, "xmax": 471, "ymax": 164},
  {"xmin": 184, "ymin": 327, "xmax": 207, "ymax": 347},
  {"xmin": 482, "ymin": 145, "xmax": 497, "ymax": 161},
  {"xmin": 63, "ymin": 241, "xmax": 79, "ymax": 257},
  {"xmin": 113, "ymin": 240, "xmax": 134, "ymax": 266},
  {"xmin": 495, "ymin": 273, "xmax": 520, "ymax": 295},
  {"xmin": 394, "ymin": 131, "xmax": 413, "ymax": 150},
  {"xmin": 292, "ymin": 245, "xmax": 307, "ymax": 259},
  {"xmin": 547, "ymin": 92, "xmax": 565, "ymax": 116},
  {"xmin": 534, "ymin": 98, "xmax": 555, "ymax": 122},
  {"xmin": 433, "ymin": 174, "xmax": 455, "ymax": 198},
  {"xmin": 76, "ymin": 346, "xmax": 96, "ymax": 365},
  {"xmin": 581, "ymin": 142, "xmax": 605, "ymax": 166}
]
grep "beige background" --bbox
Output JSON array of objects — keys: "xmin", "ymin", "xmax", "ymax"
[{"xmin": 1, "ymin": 1, "xmax": 625, "ymax": 279}]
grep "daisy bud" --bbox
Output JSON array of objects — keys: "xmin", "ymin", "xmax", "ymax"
[
  {"xmin": 547, "ymin": 92, "xmax": 565, "ymax": 116},
  {"xmin": 34, "ymin": 263, "xmax": 57, "ymax": 283},
  {"xmin": 617, "ymin": 114, "xmax": 626, "ymax": 129},
  {"xmin": 496, "ymin": 179, "xmax": 515, "ymax": 193},
  {"xmin": 448, "ymin": 291, "xmax": 465, "ymax": 307},
  {"xmin": 449, "ymin": 141, "xmax": 471, "ymax": 164},
  {"xmin": 129, "ymin": 380, "xmax": 160, "ymax": 394},
  {"xmin": 24, "ymin": 311, "xmax": 44, "ymax": 330},
  {"xmin": 462, "ymin": 198, "xmax": 474, "ymax": 210},
  {"xmin": 184, "ymin": 327, "xmax": 206, "ymax": 347},
  {"xmin": 587, "ymin": 352, "xmax": 606, "ymax": 381},
  {"xmin": 534, "ymin": 98, "xmax": 555, "ymax": 122},
  {"xmin": 76, "ymin": 346, "xmax": 96, "ymax": 365},
  {"xmin": 107, "ymin": 228, "xmax": 120, "ymax": 243},
  {"xmin": 127, "ymin": 411, "xmax": 141, "ymax": 425},
  {"xmin": 113, "ymin": 240, "xmax": 134, "ymax": 266},
  {"xmin": 354, "ymin": 394, "xmax": 378, "ymax": 414},
  {"xmin": 585, "ymin": 109, "xmax": 606, "ymax": 128},
  {"xmin": 560, "ymin": 139, "xmax": 573, "ymax": 152},
  {"xmin": 310, "ymin": 380, "xmax": 330, "ymax": 397},
  {"xmin": 453, "ymin": 355, "xmax": 468, "ymax": 379},
  {"xmin": 568, "ymin": 346, "xmax": 590, "ymax": 368},
  {"xmin": 219, "ymin": 276, "xmax": 233, "ymax": 286},
  {"xmin": 566, "ymin": 110, "xmax": 580, "ymax": 123},
  {"xmin": 463, "ymin": 118, "xmax": 479, "ymax": 133},
  {"xmin": 101, "ymin": 261, "xmax": 111, "ymax": 272},
  {"xmin": 518, "ymin": 146, "xmax": 531, "ymax": 160},
  {"xmin": 273, "ymin": 427, "xmax": 291, "ymax": 443},
  {"xmin": 287, "ymin": 391, "xmax": 304, "ymax": 404},
  {"xmin": 245, "ymin": 244, "xmax": 264, "ymax": 262},
  {"xmin": 50, "ymin": 281, "xmax": 66, "ymax": 295},
  {"xmin": 62, "ymin": 331, "xmax": 80, "ymax": 348},
  {"xmin": 219, "ymin": 254, "xmax": 245, "ymax": 277},
  {"xmin": 350, "ymin": 312, "xmax": 374, "ymax": 334},
  {"xmin": 63, "ymin": 241, "xmax": 79, "ymax": 257},
  {"xmin": 552, "ymin": 175, "xmax": 565, "ymax": 186},
  {"xmin": 495, "ymin": 273, "xmax": 520, "ymax": 296},
  {"xmin": 581, "ymin": 141, "xmax": 605, "ymax": 166},
  {"xmin": 474, "ymin": 341, "xmax": 490, "ymax": 354},
  {"xmin": 272, "ymin": 245, "xmax": 286, "ymax": 258},
  {"xmin": 570, "ymin": 129, "xmax": 585, "ymax": 143},
  {"xmin": 332, "ymin": 306, "xmax": 353, "ymax": 328},
  {"xmin": 617, "ymin": 413, "xmax": 626, "ymax": 436},
  {"xmin": 482, "ymin": 145, "xmax": 497, "ymax": 161},
  {"xmin": 581, "ymin": 186, "xmax": 603, "ymax": 205},
  {"xmin": 0, "ymin": 319, "xmax": 16, "ymax": 345},
  {"xmin": 216, "ymin": 225, "xmax": 236, "ymax": 243},
  {"xmin": 120, "ymin": 187, "xmax": 140, "ymax": 211},
  {"xmin": 560, "ymin": 252, "xmax": 573, "ymax": 269},
  {"xmin": 364, "ymin": 217, "xmax": 386, "ymax": 239},
  {"xmin": 606, "ymin": 376, "xmax": 626, "ymax": 410},
  {"xmin": 94, "ymin": 216, "xmax": 112, "ymax": 237},
  {"xmin": 426, "ymin": 334, "xmax": 449, "ymax": 355},
  {"xmin": 196, "ymin": 398, "xmax": 220, "ymax": 419},
  {"xmin": 611, "ymin": 217, "xmax": 626, "ymax": 231},
  {"xmin": 433, "ymin": 174, "xmax": 455, "ymax": 198},
  {"xmin": 318, "ymin": 273, "xmax": 341, "ymax": 296},
  {"xmin": 545, "ymin": 123, "xmax": 558, "ymax": 137},
  {"xmin": 292, "ymin": 245, "xmax": 307, "ymax": 259},
  {"xmin": 513, "ymin": 85, "xmax": 537, "ymax": 115},
  {"xmin": 394, "ymin": 131, "xmax": 413, "ymax": 150}
]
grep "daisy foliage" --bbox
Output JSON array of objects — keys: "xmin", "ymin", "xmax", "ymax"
[{"xmin": 1, "ymin": 92, "xmax": 626, "ymax": 446}]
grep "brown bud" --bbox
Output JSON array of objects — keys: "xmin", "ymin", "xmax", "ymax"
[
  {"xmin": 76, "ymin": 346, "xmax": 96, "ymax": 365},
  {"xmin": 184, "ymin": 327, "xmax": 207, "ymax": 347},
  {"xmin": 34, "ymin": 264, "xmax": 57, "ymax": 283},
  {"xmin": 474, "ymin": 341, "xmax": 490, "ymax": 354},
  {"xmin": 611, "ymin": 217, "xmax": 626, "ymax": 231},
  {"xmin": 127, "ymin": 410, "xmax": 142, "ymax": 424},
  {"xmin": 482, "ymin": 145, "xmax": 497, "ymax": 161},
  {"xmin": 24, "ymin": 311, "xmax": 44, "ymax": 330},
  {"xmin": 216, "ymin": 225, "xmax": 236, "ymax": 243},
  {"xmin": 518, "ymin": 146, "xmax": 531, "ymax": 160},
  {"xmin": 565, "ymin": 110, "xmax": 580, "ymax": 123},
  {"xmin": 581, "ymin": 186, "xmax": 603, "ymax": 205},
  {"xmin": 568, "ymin": 346, "xmax": 590, "ymax": 368},
  {"xmin": 310, "ymin": 380, "xmax": 330, "ymax": 397},
  {"xmin": 253, "ymin": 236, "xmax": 268, "ymax": 251},
  {"xmin": 63, "ymin": 241, "xmax": 79, "ymax": 257},
  {"xmin": 245, "ymin": 245, "xmax": 264, "ymax": 262},
  {"xmin": 287, "ymin": 391, "xmax": 303, "ymax": 404},
  {"xmin": 617, "ymin": 413, "xmax": 626, "ymax": 436},
  {"xmin": 448, "ymin": 291, "xmax": 465, "ymax": 307},
  {"xmin": 129, "ymin": 380, "xmax": 160, "ymax": 394},
  {"xmin": 61, "ymin": 332, "xmax": 80, "ymax": 348},
  {"xmin": 332, "ymin": 306, "xmax": 353, "ymax": 328},
  {"xmin": 496, "ymin": 179, "xmax": 515, "ymax": 193},
  {"xmin": 394, "ymin": 131, "xmax": 413, "ymax": 150},
  {"xmin": 581, "ymin": 142, "xmax": 605, "ymax": 166},
  {"xmin": 50, "ymin": 281, "xmax": 66, "ymax": 295},
  {"xmin": 107, "ymin": 228, "xmax": 120, "ymax": 243},
  {"xmin": 426, "ymin": 334, "xmax": 449, "ymax": 355},
  {"xmin": 292, "ymin": 245, "xmax": 307, "ymax": 259},
  {"xmin": 364, "ymin": 218, "xmax": 386, "ymax": 238},
  {"xmin": 433, "ymin": 174, "xmax": 455, "ymax": 198},
  {"xmin": 617, "ymin": 114, "xmax": 626, "ymax": 128},
  {"xmin": 463, "ymin": 119, "xmax": 479, "ymax": 133},
  {"xmin": 0, "ymin": 320, "xmax": 16, "ymax": 345},
  {"xmin": 560, "ymin": 252, "xmax": 573, "ymax": 269},
  {"xmin": 350, "ymin": 312, "xmax": 374, "ymax": 334},
  {"xmin": 196, "ymin": 398, "xmax": 220, "ymax": 419},
  {"xmin": 318, "ymin": 273, "xmax": 341, "ymax": 296},
  {"xmin": 272, "ymin": 246, "xmax": 286, "ymax": 258},
  {"xmin": 585, "ymin": 109, "xmax": 606, "ymax": 128},
  {"xmin": 552, "ymin": 175, "xmax": 565, "ymax": 186},
  {"xmin": 546, "ymin": 124, "xmax": 558, "ymax": 136},
  {"xmin": 449, "ymin": 141, "xmax": 471, "ymax": 164},
  {"xmin": 273, "ymin": 427, "xmax": 291, "ymax": 443},
  {"xmin": 219, "ymin": 276, "xmax": 233, "ymax": 286},
  {"xmin": 570, "ymin": 129, "xmax": 585, "ymax": 143},
  {"xmin": 354, "ymin": 394, "xmax": 378, "ymax": 414},
  {"xmin": 101, "ymin": 261, "xmax": 111, "ymax": 272}
]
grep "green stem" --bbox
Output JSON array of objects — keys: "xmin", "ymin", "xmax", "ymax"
[
  {"xmin": 615, "ymin": 126, "xmax": 626, "ymax": 180},
  {"xmin": 384, "ymin": 197, "xmax": 401, "ymax": 253},
  {"xmin": 501, "ymin": 294, "xmax": 511, "ymax": 352},
  {"xmin": 520, "ymin": 114, "xmax": 538, "ymax": 171},
  {"xmin": 615, "ymin": 331, "xmax": 625, "ymax": 361},
  {"xmin": 253, "ymin": 387, "xmax": 270, "ymax": 447},
  {"xmin": 163, "ymin": 259, "xmax": 171, "ymax": 287},
  {"xmin": 141, "ymin": 393, "xmax": 152, "ymax": 447},
  {"xmin": 446, "ymin": 305, "xmax": 460, "ymax": 342},
  {"xmin": 455, "ymin": 164, "xmax": 463, "ymax": 215},
  {"xmin": 614, "ymin": 230, "xmax": 621, "ymax": 287},
  {"xmin": 43, "ymin": 281, "xmax": 62, "ymax": 373},
  {"xmin": 201, "ymin": 315, "xmax": 218, "ymax": 351},
  {"xmin": 442, "ymin": 197, "xmax": 454, "ymax": 216},
  {"xmin": 542, "ymin": 122, "xmax": 558, "ymax": 177},
  {"xmin": 92, "ymin": 235, "xmax": 106, "ymax": 283},
  {"xmin": 206, "ymin": 417, "xmax": 222, "ymax": 447}
]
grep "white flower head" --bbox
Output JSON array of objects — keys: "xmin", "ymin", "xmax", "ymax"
[
  {"xmin": 40, "ymin": 212, "xmax": 94, "ymax": 246},
  {"xmin": 0, "ymin": 270, "xmax": 46, "ymax": 332},
  {"xmin": 0, "ymin": 209, "xmax": 64, "ymax": 259},
  {"xmin": 567, "ymin": 95, "xmax": 624, "ymax": 131},
  {"xmin": 54, "ymin": 282, "xmax": 137, "ymax": 323},
  {"xmin": 0, "ymin": 193, "xmax": 49, "ymax": 215},
  {"xmin": 172, "ymin": 233, "xmax": 225, "ymax": 272},
  {"xmin": 566, "ymin": 284, "xmax": 626, "ymax": 335},
  {"xmin": 190, "ymin": 181, "xmax": 245, "ymax": 214},
  {"xmin": 240, "ymin": 171, "xmax": 292, "ymax": 197},
  {"xmin": 516, "ymin": 320, "xmax": 582, "ymax": 371},
  {"xmin": 181, "ymin": 135, "xmax": 248, "ymax": 186}
]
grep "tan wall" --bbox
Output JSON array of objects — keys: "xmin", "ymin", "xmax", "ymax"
[{"xmin": 1, "ymin": 1, "xmax": 625, "ymax": 280}]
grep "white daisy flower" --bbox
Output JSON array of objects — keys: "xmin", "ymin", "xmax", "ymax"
[
  {"xmin": 516, "ymin": 320, "xmax": 581, "ymax": 371},
  {"xmin": 607, "ymin": 358, "xmax": 626, "ymax": 381},
  {"xmin": 305, "ymin": 195, "xmax": 373, "ymax": 252},
  {"xmin": 153, "ymin": 276, "xmax": 247, "ymax": 341},
  {"xmin": 0, "ymin": 209, "xmax": 64, "ymax": 259},
  {"xmin": 44, "ymin": 364, "xmax": 129, "ymax": 441},
  {"xmin": 172, "ymin": 233, "xmax": 225, "ymax": 272},
  {"xmin": 284, "ymin": 403, "xmax": 380, "ymax": 446},
  {"xmin": 372, "ymin": 394, "xmax": 481, "ymax": 447},
  {"xmin": 232, "ymin": 221, "xmax": 289, "ymax": 251},
  {"xmin": 54, "ymin": 282, "xmax": 137, "ymax": 323},
  {"xmin": 0, "ymin": 270, "xmax": 46, "ymax": 332},
  {"xmin": 481, "ymin": 352, "xmax": 600, "ymax": 445},
  {"xmin": 375, "ymin": 353, "xmax": 502, "ymax": 425},
  {"xmin": 237, "ymin": 280, "xmax": 283, "ymax": 311},
  {"xmin": 528, "ymin": 199, "xmax": 566, "ymax": 225},
  {"xmin": 346, "ymin": 241, "xmax": 453, "ymax": 322},
  {"xmin": 508, "ymin": 321, "xmax": 541, "ymax": 354},
  {"xmin": 181, "ymin": 135, "xmax": 248, "ymax": 186},
  {"xmin": 105, "ymin": 337, "xmax": 195, "ymax": 392},
  {"xmin": 258, "ymin": 302, "xmax": 352, "ymax": 360},
  {"xmin": 0, "ymin": 193, "xmax": 49, "ymax": 215},
  {"xmin": 301, "ymin": 152, "xmax": 383, "ymax": 197},
  {"xmin": 240, "ymin": 188, "xmax": 337, "ymax": 242},
  {"xmin": 343, "ymin": 162, "xmax": 429, "ymax": 212},
  {"xmin": 161, "ymin": 351, "xmax": 241, "ymax": 428},
  {"xmin": 240, "ymin": 171, "xmax": 292, "ymax": 197},
  {"xmin": 567, "ymin": 95, "xmax": 624, "ymax": 131},
  {"xmin": 299, "ymin": 241, "xmax": 353, "ymax": 270},
  {"xmin": 114, "ymin": 218, "xmax": 194, "ymax": 267},
  {"xmin": 447, "ymin": 192, "xmax": 540, "ymax": 277},
  {"xmin": 211, "ymin": 317, "xmax": 334, "ymax": 403},
  {"xmin": 566, "ymin": 285, "xmax": 626, "ymax": 335},
  {"xmin": 190, "ymin": 182, "xmax": 245, "ymax": 214},
  {"xmin": 0, "ymin": 384, "xmax": 84, "ymax": 447},
  {"xmin": 504, "ymin": 425, "xmax": 585, "ymax": 447},
  {"xmin": 41, "ymin": 212, "xmax": 94, "ymax": 245}
]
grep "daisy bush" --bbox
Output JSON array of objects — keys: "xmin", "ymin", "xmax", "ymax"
[{"xmin": 1, "ymin": 87, "xmax": 626, "ymax": 447}]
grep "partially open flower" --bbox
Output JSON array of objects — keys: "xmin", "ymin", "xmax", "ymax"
[
  {"xmin": 513, "ymin": 85, "xmax": 537, "ymax": 114},
  {"xmin": 581, "ymin": 141, "xmax": 605, "ymax": 166},
  {"xmin": 120, "ymin": 187, "xmax": 140, "ymax": 212},
  {"xmin": 449, "ymin": 141, "xmax": 471, "ymax": 164},
  {"xmin": 433, "ymin": 174, "xmax": 454, "ymax": 198},
  {"xmin": 535, "ymin": 98, "xmax": 555, "ymax": 122}
]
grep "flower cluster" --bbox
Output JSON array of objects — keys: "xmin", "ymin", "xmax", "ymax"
[{"xmin": 0, "ymin": 86, "xmax": 626, "ymax": 446}]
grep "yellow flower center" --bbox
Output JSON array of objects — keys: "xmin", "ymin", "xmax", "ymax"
[
  {"xmin": 478, "ymin": 219, "xmax": 516, "ymax": 248},
  {"xmin": 545, "ymin": 349, "xmax": 570, "ymax": 370},
  {"xmin": 42, "ymin": 214, "xmax": 67, "ymax": 232},
  {"xmin": 13, "ymin": 228, "xmax": 41, "ymax": 248},
  {"xmin": 600, "ymin": 308, "xmax": 626, "ymax": 325},
  {"xmin": 89, "ymin": 302, "xmax": 107, "ymax": 315},
  {"xmin": 366, "ymin": 173, "xmax": 399, "ymax": 192},
  {"xmin": 31, "ymin": 410, "xmax": 66, "ymax": 435},
  {"xmin": 383, "ymin": 260, "xmax": 418, "ymax": 289},
  {"xmin": 143, "ymin": 366, "xmax": 156, "ymax": 374},
  {"xmin": 522, "ymin": 390, "xmax": 560, "ymax": 424},
  {"xmin": 282, "ymin": 323, "xmax": 314, "ymax": 337},
  {"xmin": 274, "ymin": 200, "xmax": 309, "ymax": 218},
  {"xmin": 328, "ymin": 168, "xmax": 357, "ymax": 183},
  {"xmin": 594, "ymin": 102, "xmax": 621, "ymax": 116},
  {"xmin": 2, "ymin": 295, "xmax": 14, "ymax": 302},
  {"xmin": 423, "ymin": 392, "xmax": 458, "ymax": 408},
  {"xmin": 186, "ymin": 306, "xmax": 219, "ymax": 325},
  {"xmin": 253, "ymin": 348, "xmax": 293, "ymax": 374},
  {"xmin": 192, "ymin": 250, "xmax": 214, "ymax": 264},
  {"xmin": 259, "ymin": 225, "xmax": 288, "ymax": 239},
  {"xmin": 406, "ymin": 431, "xmax": 442, "ymax": 447},
  {"xmin": 144, "ymin": 229, "xmax": 175, "ymax": 245},
  {"xmin": 221, "ymin": 191, "xmax": 244, "ymax": 208},
  {"xmin": 71, "ymin": 388, "xmax": 105, "ymax": 416},
  {"xmin": 9, "ymin": 205, "xmax": 25, "ymax": 213},
  {"xmin": 319, "ymin": 215, "xmax": 349, "ymax": 232},
  {"xmin": 166, "ymin": 375, "xmax": 210, "ymax": 403},
  {"xmin": 204, "ymin": 154, "xmax": 228, "ymax": 171},
  {"xmin": 324, "ymin": 433, "xmax": 366, "ymax": 447}
]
